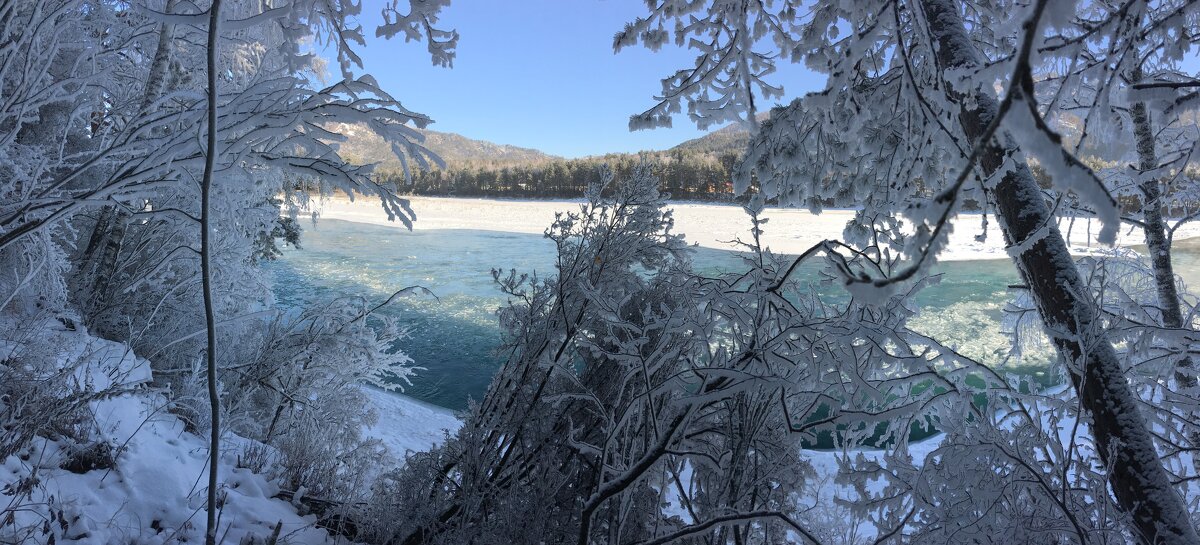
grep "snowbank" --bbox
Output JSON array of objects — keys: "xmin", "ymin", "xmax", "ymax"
[
  {"xmin": 0, "ymin": 316, "xmax": 464, "ymax": 544},
  {"xmin": 0, "ymin": 319, "xmax": 325, "ymax": 544},
  {"xmin": 361, "ymin": 386, "xmax": 461, "ymax": 459},
  {"xmin": 312, "ymin": 195, "xmax": 1200, "ymax": 261}
]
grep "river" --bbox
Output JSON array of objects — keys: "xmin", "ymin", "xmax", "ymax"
[{"xmin": 265, "ymin": 211, "xmax": 1200, "ymax": 411}]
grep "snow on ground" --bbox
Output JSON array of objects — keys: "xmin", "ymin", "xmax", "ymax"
[
  {"xmin": 361, "ymin": 386, "xmax": 461, "ymax": 460},
  {"xmin": 4, "ymin": 321, "xmax": 1190, "ymax": 543},
  {"xmin": 0, "ymin": 318, "xmax": 332, "ymax": 544},
  {"xmin": 312, "ymin": 195, "xmax": 1200, "ymax": 261},
  {"xmin": 0, "ymin": 314, "xmax": 464, "ymax": 544}
]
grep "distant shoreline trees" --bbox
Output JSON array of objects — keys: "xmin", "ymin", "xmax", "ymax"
[
  {"xmin": 371, "ymin": 146, "xmax": 1200, "ymax": 215},
  {"xmin": 376, "ymin": 149, "xmax": 744, "ymax": 201}
]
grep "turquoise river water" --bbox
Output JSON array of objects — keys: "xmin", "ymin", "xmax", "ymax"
[{"xmin": 266, "ymin": 218, "xmax": 1200, "ymax": 411}]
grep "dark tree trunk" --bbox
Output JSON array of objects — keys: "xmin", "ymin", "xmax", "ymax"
[
  {"xmin": 920, "ymin": 1, "xmax": 1197, "ymax": 543},
  {"xmin": 201, "ymin": 2, "xmax": 223, "ymax": 543},
  {"xmin": 89, "ymin": 208, "xmax": 126, "ymax": 310},
  {"xmin": 1130, "ymin": 69, "xmax": 1197, "ymax": 389},
  {"xmin": 81, "ymin": 0, "xmax": 179, "ymax": 323}
]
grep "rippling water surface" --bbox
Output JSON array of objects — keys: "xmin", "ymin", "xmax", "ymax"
[{"xmin": 267, "ymin": 218, "xmax": 1200, "ymax": 411}]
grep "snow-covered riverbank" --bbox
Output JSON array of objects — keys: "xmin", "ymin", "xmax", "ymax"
[
  {"xmin": 361, "ymin": 386, "xmax": 461, "ymax": 458},
  {"xmin": 0, "ymin": 315, "xmax": 461, "ymax": 544},
  {"xmin": 313, "ymin": 195, "xmax": 1200, "ymax": 261},
  {"xmin": 0, "ymin": 318, "xmax": 339, "ymax": 544}
]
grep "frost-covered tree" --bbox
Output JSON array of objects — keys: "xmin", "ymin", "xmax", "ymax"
[
  {"xmin": 380, "ymin": 167, "xmax": 861, "ymax": 544},
  {"xmin": 381, "ymin": 164, "xmax": 1040, "ymax": 544},
  {"xmin": 618, "ymin": 1, "xmax": 787, "ymax": 130},
  {"xmin": 1, "ymin": 0, "xmax": 458, "ymax": 541},
  {"xmin": 1, "ymin": 0, "xmax": 454, "ymax": 318},
  {"xmin": 622, "ymin": 0, "xmax": 1198, "ymax": 543},
  {"xmin": 990, "ymin": 1, "xmax": 1200, "ymax": 397}
]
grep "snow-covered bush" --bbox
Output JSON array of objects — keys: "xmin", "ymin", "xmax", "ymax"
[
  {"xmin": 374, "ymin": 166, "xmax": 680, "ymax": 542},
  {"xmin": 0, "ymin": 320, "xmax": 94, "ymax": 462},
  {"xmin": 622, "ymin": 1, "xmax": 1200, "ymax": 541},
  {"xmin": 377, "ymin": 166, "xmax": 918, "ymax": 544},
  {"xmin": 220, "ymin": 296, "xmax": 415, "ymax": 508}
]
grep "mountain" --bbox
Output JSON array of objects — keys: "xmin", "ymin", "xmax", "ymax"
[
  {"xmin": 669, "ymin": 122, "xmax": 751, "ymax": 155},
  {"xmin": 332, "ymin": 114, "xmax": 762, "ymax": 175},
  {"xmin": 668, "ymin": 113, "xmax": 770, "ymax": 155},
  {"xmin": 329, "ymin": 122, "xmax": 557, "ymax": 171},
  {"xmin": 352, "ymin": 118, "xmax": 765, "ymax": 201}
]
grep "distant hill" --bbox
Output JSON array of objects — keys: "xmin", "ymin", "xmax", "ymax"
[
  {"xmin": 351, "ymin": 114, "xmax": 788, "ymax": 201},
  {"xmin": 329, "ymin": 122, "xmax": 557, "ymax": 171},
  {"xmin": 670, "ymin": 122, "xmax": 751, "ymax": 155},
  {"xmin": 332, "ymin": 115, "xmax": 765, "ymax": 175},
  {"xmin": 668, "ymin": 112, "xmax": 773, "ymax": 155}
]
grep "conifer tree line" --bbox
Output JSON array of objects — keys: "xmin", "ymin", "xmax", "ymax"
[
  {"xmin": 378, "ymin": 149, "xmax": 744, "ymax": 201},
  {"xmin": 372, "ymin": 145, "xmax": 1200, "ymax": 214}
]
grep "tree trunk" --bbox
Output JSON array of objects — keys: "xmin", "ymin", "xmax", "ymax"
[
  {"xmin": 201, "ymin": 2, "xmax": 223, "ymax": 544},
  {"xmin": 1130, "ymin": 66, "xmax": 1200, "ymax": 478},
  {"xmin": 81, "ymin": 0, "xmax": 180, "ymax": 323},
  {"xmin": 919, "ymin": 1, "xmax": 1197, "ymax": 543},
  {"xmin": 1130, "ymin": 69, "xmax": 1197, "ymax": 390},
  {"xmin": 89, "ymin": 209, "xmax": 126, "ymax": 312},
  {"xmin": 140, "ymin": 0, "xmax": 180, "ymax": 114}
]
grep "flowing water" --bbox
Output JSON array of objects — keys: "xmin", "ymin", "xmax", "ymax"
[{"xmin": 265, "ymin": 217, "xmax": 1200, "ymax": 412}]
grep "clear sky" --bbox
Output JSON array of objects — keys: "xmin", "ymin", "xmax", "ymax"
[{"xmin": 342, "ymin": 0, "xmax": 824, "ymax": 158}]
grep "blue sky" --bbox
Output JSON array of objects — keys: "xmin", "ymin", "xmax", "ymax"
[{"xmin": 342, "ymin": 0, "xmax": 823, "ymax": 158}]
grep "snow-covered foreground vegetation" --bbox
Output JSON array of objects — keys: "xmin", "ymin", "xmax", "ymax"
[
  {"xmin": 0, "ymin": 310, "xmax": 956, "ymax": 544},
  {"xmin": 0, "ymin": 314, "xmax": 461, "ymax": 544},
  {"xmin": 6, "ymin": 0, "xmax": 1200, "ymax": 544},
  {"xmin": 1, "ymin": 317, "xmax": 328, "ymax": 544}
]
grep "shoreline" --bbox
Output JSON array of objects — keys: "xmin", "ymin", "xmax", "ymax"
[
  {"xmin": 307, "ymin": 194, "xmax": 1200, "ymax": 262},
  {"xmin": 361, "ymin": 385, "xmax": 462, "ymax": 458}
]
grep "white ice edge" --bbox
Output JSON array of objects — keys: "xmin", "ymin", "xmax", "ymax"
[{"xmin": 310, "ymin": 195, "xmax": 1200, "ymax": 262}]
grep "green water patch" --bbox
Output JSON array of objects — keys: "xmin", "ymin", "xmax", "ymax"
[
  {"xmin": 799, "ymin": 362, "xmax": 1063, "ymax": 450},
  {"xmin": 267, "ymin": 220, "xmax": 1135, "ymax": 413}
]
